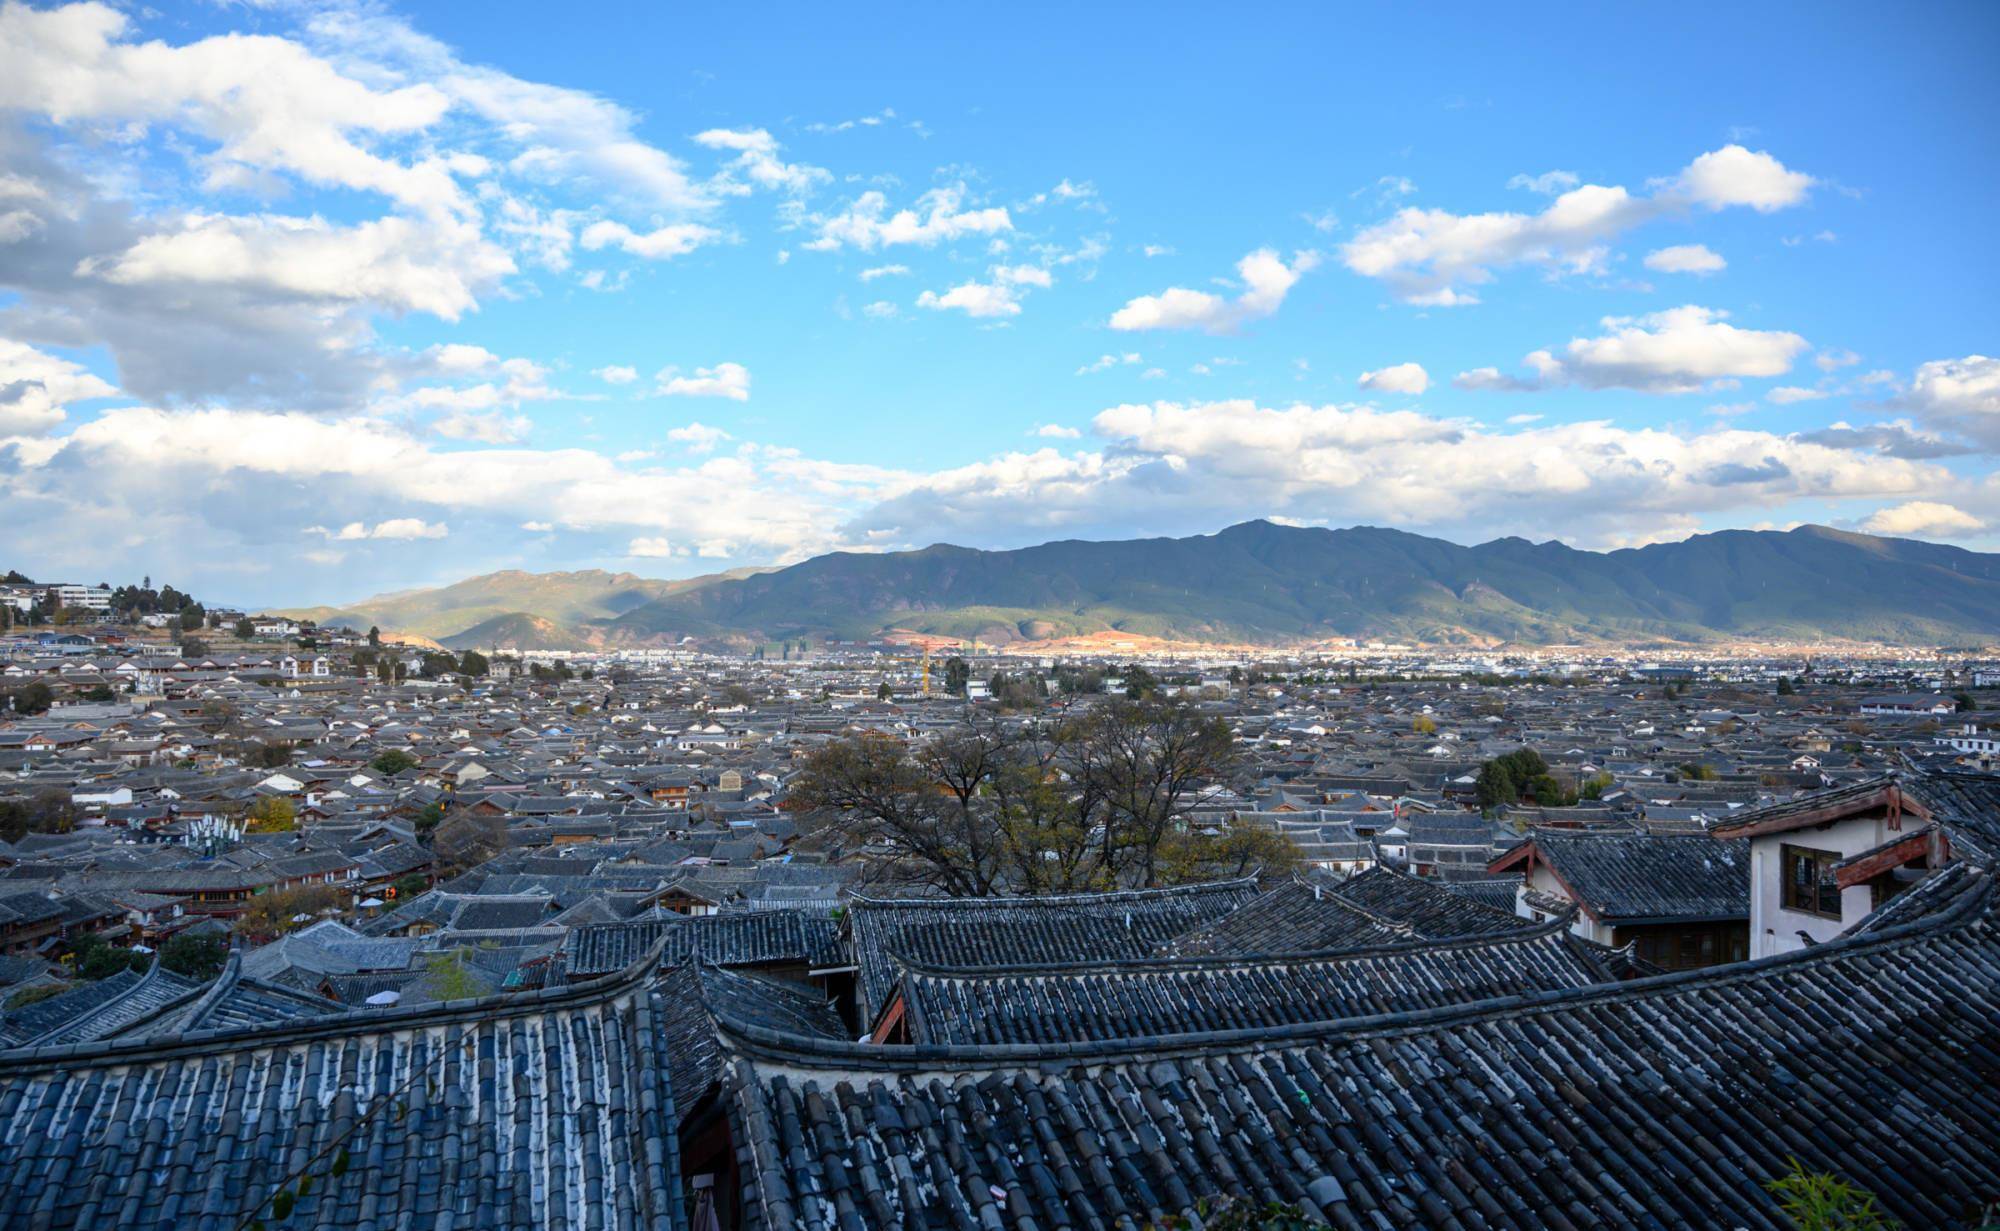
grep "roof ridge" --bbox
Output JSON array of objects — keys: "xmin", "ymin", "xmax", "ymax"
[
  {"xmin": 847, "ymin": 874, "xmax": 1260, "ymax": 909},
  {"xmin": 715, "ymin": 867, "xmax": 1994, "ymax": 1073},
  {"xmin": 889, "ymin": 907, "xmax": 1582, "ymax": 978}
]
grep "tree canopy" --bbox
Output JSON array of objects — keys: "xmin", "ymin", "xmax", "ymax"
[{"xmin": 790, "ymin": 698, "xmax": 1256, "ymax": 895}]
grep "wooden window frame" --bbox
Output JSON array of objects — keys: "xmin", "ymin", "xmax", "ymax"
[{"xmin": 1781, "ymin": 843, "xmax": 1843, "ymax": 919}]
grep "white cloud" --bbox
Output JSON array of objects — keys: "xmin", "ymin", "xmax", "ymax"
[
  {"xmin": 851, "ymin": 396, "xmax": 1947, "ymax": 552},
  {"xmin": 1901, "ymin": 354, "xmax": 2000, "ymax": 449},
  {"xmin": 993, "ymin": 264, "xmax": 1053, "ymax": 288},
  {"xmin": 657, "ymin": 362, "xmax": 751, "ymax": 401},
  {"xmin": 693, "ymin": 127, "xmax": 828, "ymax": 195},
  {"xmin": 595, "ymin": 365, "xmax": 639, "ymax": 385},
  {"xmin": 1815, "ymin": 348, "xmax": 1861, "ymax": 372},
  {"xmin": 578, "ymin": 220, "xmax": 719, "ymax": 260},
  {"xmin": 1141, "ymin": 244, "xmax": 1174, "ymax": 258},
  {"xmin": 1034, "ymin": 424, "xmax": 1081, "ymax": 439},
  {"xmin": 0, "ymin": 338, "xmax": 116, "ymax": 435},
  {"xmin": 859, "ymin": 264, "xmax": 910, "ymax": 281},
  {"xmin": 315, "ymin": 518, "xmax": 449, "ymax": 541},
  {"xmin": 1357, "ymin": 362, "xmax": 1430, "ymax": 395},
  {"xmin": 1457, "ymin": 306, "xmax": 1807, "ymax": 394},
  {"xmin": 862, "ymin": 301, "xmax": 900, "ymax": 319},
  {"xmin": 1669, "ymin": 144, "xmax": 1815, "ymax": 212},
  {"xmin": 432, "ymin": 410, "xmax": 530, "ymax": 443},
  {"xmin": 627, "ymin": 536, "xmax": 676, "ymax": 557},
  {"xmin": 806, "ymin": 183, "xmax": 1011, "ymax": 251},
  {"xmin": 666, "ymin": 421, "xmax": 732, "ymax": 453},
  {"xmin": 1766, "ymin": 386, "xmax": 1828, "ymax": 405},
  {"xmin": 1078, "ymin": 352, "xmax": 1143, "ymax": 375},
  {"xmin": 1110, "ymin": 248, "xmax": 1320, "ymax": 333},
  {"xmin": 1508, "ymin": 170, "xmax": 1580, "ymax": 195},
  {"xmin": 80, "ymin": 212, "xmax": 513, "ymax": 321},
  {"xmin": 1343, "ymin": 145, "xmax": 1811, "ymax": 303},
  {"xmin": 805, "ymin": 108, "xmax": 896, "ymax": 134},
  {"xmin": 1644, "ymin": 243, "xmax": 1727, "ymax": 274},
  {"xmin": 917, "ymin": 280, "xmax": 1022, "ymax": 318},
  {"xmin": 1860, "ymin": 501, "xmax": 1984, "ymax": 539},
  {"xmin": 0, "ymin": 2, "xmax": 464, "ymax": 216}
]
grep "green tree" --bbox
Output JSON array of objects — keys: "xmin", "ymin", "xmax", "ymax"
[
  {"xmin": 159, "ymin": 933, "xmax": 227, "ymax": 980},
  {"xmin": 367, "ymin": 625, "xmax": 382, "ymax": 648},
  {"xmin": 424, "ymin": 949, "xmax": 482, "ymax": 1001},
  {"xmin": 457, "ymin": 650, "xmax": 490, "ymax": 677},
  {"xmin": 69, "ymin": 933, "xmax": 149, "ymax": 979},
  {"xmin": 235, "ymin": 617, "xmax": 256, "ymax": 639},
  {"xmin": 1475, "ymin": 748, "xmax": 1555, "ymax": 809},
  {"xmin": 875, "ymin": 680, "xmax": 893, "ymax": 700},
  {"xmin": 1955, "ymin": 692, "xmax": 1978, "ymax": 713},
  {"xmin": 1120, "ymin": 664, "xmax": 1160, "ymax": 700},
  {"xmin": 178, "ymin": 604, "xmax": 205, "ymax": 632},
  {"xmin": 8, "ymin": 680, "xmax": 55, "ymax": 715},
  {"xmin": 371, "ymin": 748, "xmax": 420, "ymax": 776},
  {"xmin": 1777, "ymin": 676, "xmax": 1797, "ymax": 696},
  {"xmin": 413, "ymin": 800, "xmax": 445, "ymax": 843},
  {"xmin": 943, "ymin": 656, "xmax": 970, "ymax": 697},
  {"xmin": 392, "ymin": 872, "xmax": 430, "ymax": 900}
]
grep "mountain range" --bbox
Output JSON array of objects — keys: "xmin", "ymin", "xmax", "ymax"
[{"xmin": 273, "ymin": 522, "xmax": 2000, "ymax": 651}]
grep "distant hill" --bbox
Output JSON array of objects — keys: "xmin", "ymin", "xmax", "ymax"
[
  {"xmin": 269, "ymin": 567, "xmax": 762, "ymax": 644},
  {"xmin": 599, "ymin": 521, "xmax": 2000, "ymax": 648},
  {"xmin": 285, "ymin": 523, "xmax": 2000, "ymax": 650}
]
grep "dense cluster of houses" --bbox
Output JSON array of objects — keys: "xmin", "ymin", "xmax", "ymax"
[{"xmin": 1, "ymin": 629, "xmax": 1998, "ymax": 1227}]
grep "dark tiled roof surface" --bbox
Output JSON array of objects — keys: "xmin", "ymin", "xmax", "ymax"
[
  {"xmin": 846, "ymin": 879, "xmax": 1261, "ymax": 1015},
  {"xmin": 1326, "ymin": 866, "xmax": 1531, "ymax": 938},
  {"xmin": 1528, "ymin": 830, "xmax": 1750, "ymax": 922},
  {"xmin": 0, "ymin": 951, "xmax": 685, "ymax": 1231},
  {"xmin": 564, "ymin": 910, "xmax": 841, "ymax": 977},
  {"xmin": 721, "ymin": 869, "xmax": 2000, "ymax": 1231},
  {"xmin": 894, "ymin": 919, "xmax": 1609, "ymax": 1045},
  {"xmin": 1159, "ymin": 878, "xmax": 1409, "ymax": 957}
]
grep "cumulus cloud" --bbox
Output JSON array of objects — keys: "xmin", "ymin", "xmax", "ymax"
[
  {"xmin": 0, "ymin": 338, "xmax": 116, "ymax": 435},
  {"xmin": 1357, "ymin": 362, "xmax": 1430, "ymax": 395},
  {"xmin": 805, "ymin": 183, "xmax": 1011, "ymax": 251},
  {"xmin": 916, "ymin": 263, "xmax": 1052, "ymax": 319},
  {"xmin": 693, "ymin": 127, "xmax": 828, "ymax": 195},
  {"xmin": 848, "ymin": 397, "xmax": 1950, "ymax": 552},
  {"xmin": 656, "ymin": 362, "xmax": 751, "ymax": 401},
  {"xmin": 1456, "ymin": 306, "xmax": 1807, "ymax": 394},
  {"xmin": 1109, "ymin": 249, "xmax": 1320, "ymax": 333},
  {"xmin": 1899, "ymin": 355, "xmax": 2000, "ymax": 449},
  {"xmin": 0, "ymin": 4, "xmax": 744, "ymax": 410},
  {"xmin": 578, "ymin": 220, "xmax": 719, "ymax": 260},
  {"xmin": 313, "ymin": 518, "xmax": 449, "ymax": 541},
  {"xmin": 1644, "ymin": 243, "xmax": 1726, "ymax": 274},
  {"xmin": 917, "ymin": 281, "xmax": 1022, "ymax": 318},
  {"xmin": 1078, "ymin": 352, "xmax": 1143, "ymax": 375},
  {"xmin": 595, "ymin": 365, "xmax": 638, "ymax": 385},
  {"xmin": 1034, "ymin": 423, "xmax": 1082, "ymax": 438},
  {"xmin": 666, "ymin": 422, "xmax": 732, "ymax": 453},
  {"xmin": 1343, "ymin": 145, "xmax": 1811, "ymax": 303},
  {"xmin": 1860, "ymin": 501, "xmax": 1985, "ymax": 539},
  {"xmin": 859, "ymin": 264, "xmax": 910, "ymax": 281},
  {"xmin": 0, "ymin": 1, "xmax": 464, "ymax": 217}
]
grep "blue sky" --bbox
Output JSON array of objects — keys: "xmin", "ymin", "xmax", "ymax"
[{"xmin": 0, "ymin": 0, "xmax": 1995, "ymax": 607}]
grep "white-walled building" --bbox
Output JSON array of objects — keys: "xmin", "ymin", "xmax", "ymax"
[{"xmin": 1710, "ymin": 777, "xmax": 1950, "ymax": 959}]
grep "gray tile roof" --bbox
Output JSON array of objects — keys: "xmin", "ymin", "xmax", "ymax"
[{"xmin": 717, "ymin": 867, "xmax": 2000, "ymax": 1230}]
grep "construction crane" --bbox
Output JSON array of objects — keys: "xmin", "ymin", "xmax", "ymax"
[{"xmin": 921, "ymin": 648, "xmax": 933, "ymax": 698}]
